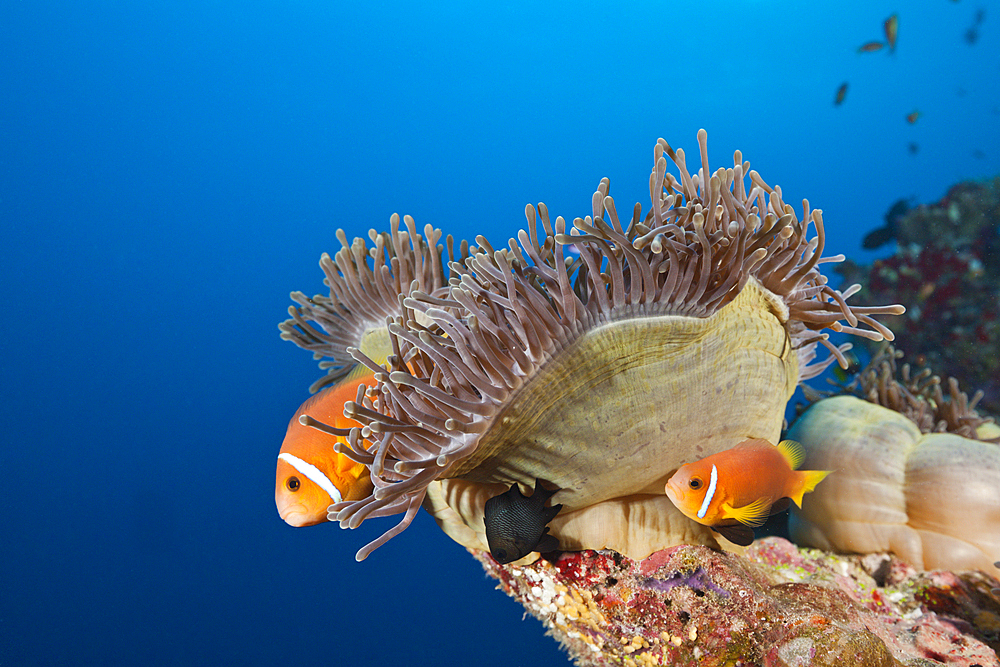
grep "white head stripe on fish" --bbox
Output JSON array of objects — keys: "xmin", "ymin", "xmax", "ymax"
[
  {"xmin": 278, "ymin": 452, "xmax": 343, "ymax": 504},
  {"xmin": 697, "ymin": 464, "xmax": 718, "ymax": 519}
]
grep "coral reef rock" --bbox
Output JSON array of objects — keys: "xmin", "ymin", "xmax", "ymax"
[
  {"xmin": 838, "ymin": 174, "xmax": 1000, "ymax": 414},
  {"xmin": 474, "ymin": 537, "xmax": 1000, "ymax": 666}
]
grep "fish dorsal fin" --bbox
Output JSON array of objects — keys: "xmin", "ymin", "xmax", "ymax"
[
  {"xmin": 358, "ymin": 326, "xmax": 394, "ymax": 366},
  {"xmin": 721, "ymin": 497, "xmax": 771, "ymax": 527},
  {"xmin": 343, "ymin": 361, "xmax": 375, "ymax": 383},
  {"xmin": 776, "ymin": 439, "xmax": 806, "ymax": 470}
]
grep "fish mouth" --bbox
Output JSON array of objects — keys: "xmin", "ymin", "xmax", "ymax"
[
  {"xmin": 277, "ymin": 502, "xmax": 326, "ymax": 527},
  {"xmin": 664, "ymin": 478, "xmax": 685, "ymax": 505}
]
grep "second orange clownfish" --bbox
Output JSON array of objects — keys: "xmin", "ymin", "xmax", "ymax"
[
  {"xmin": 275, "ymin": 364, "xmax": 377, "ymax": 527},
  {"xmin": 665, "ymin": 438, "xmax": 831, "ymax": 546}
]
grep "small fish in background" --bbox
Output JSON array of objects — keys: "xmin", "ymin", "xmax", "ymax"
[
  {"xmin": 863, "ymin": 197, "xmax": 913, "ymax": 249},
  {"xmin": 884, "ymin": 14, "xmax": 899, "ymax": 52},
  {"xmin": 858, "ymin": 41, "xmax": 885, "ymax": 53},
  {"xmin": 665, "ymin": 439, "xmax": 831, "ymax": 546},
  {"xmin": 908, "ymin": 142, "xmax": 920, "ymax": 155},
  {"xmin": 906, "ymin": 110, "xmax": 921, "ymax": 124},
  {"xmin": 965, "ymin": 9, "xmax": 985, "ymax": 44},
  {"xmin": 973, "ymin": 149, "xmax": 986, "ymax": 159},
  {"xmin": 974, "ymin": 220, "xmax": 1000, "ymax": 274},
  {"xmin": 275, "ymin": 365, "xmax": 377, "ymax": 527},
  {"xmin": 832, "ymin": 351, "xmax": 862, "ymax": 384},
  {"xmin": 834, "ymin": 82, "xmax": 849, "ymax": 106},
  {"xmin": 484, "ymin": 479, "xmax": 562, "ymax": 564}
]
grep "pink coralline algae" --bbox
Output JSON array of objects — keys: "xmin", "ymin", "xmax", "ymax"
[{"xmin": 473, "ymin": 537, "xmax": 1000, "ymax": 666}]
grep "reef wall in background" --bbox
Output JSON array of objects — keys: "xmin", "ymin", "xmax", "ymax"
[{"xmin": 840, "ymin": 175, "xmax": 1000, "ymax": 414}]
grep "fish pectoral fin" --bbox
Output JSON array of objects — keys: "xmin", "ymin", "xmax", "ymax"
[
  {"xmin": 711, "ymin": 523, "xmax": 755, "ymax": 546},
  {"xmin": 721, "ymin": 497, "xmax": 771, "ymax": 527}
]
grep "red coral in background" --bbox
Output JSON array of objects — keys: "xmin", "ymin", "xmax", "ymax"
[{"xmin": 838, "ymin": 175, "xmax": 1000, "ymax": 414}]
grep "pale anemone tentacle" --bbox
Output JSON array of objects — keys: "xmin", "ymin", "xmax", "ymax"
[
  {"xmin": 278, "ymin": 213, "xmax": 471, "ymax": 393},
  {"xmin": 338, "ymin": 130, "xmax": 905, "ymax": 560},
  {"xmin": 846, "ymin": 345, "xmax": 999, "ymax": 441}
]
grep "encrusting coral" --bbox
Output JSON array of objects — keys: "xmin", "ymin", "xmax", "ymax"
[
  {"xmin": 282, "ymin": 130, "xmax": 903, "ymax": 561},
  {"xmin": 474, "ymin": 537, "xmax": 1000, "ymax": 666},
  {"xmin": 789, "ymin": 346, "xmax": 1000, "ymax": 573}
]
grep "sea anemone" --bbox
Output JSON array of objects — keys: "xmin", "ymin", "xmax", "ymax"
[
  {"xmin": 847, "ymin": 345, "xmax": 999, "ymax": 441},
  {"xmin": 789, "ymin": 347, "xmax": 1000, "ymax": 571},
  {"xmin": 295, "ymin": 130, "xmax": 904, "ymax": 561}
]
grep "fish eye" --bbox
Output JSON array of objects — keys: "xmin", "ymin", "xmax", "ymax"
[
  {"xmin": 286, "ymin": 476, "xmax": 301, "ymax": 492},
  {"xmin": 689, "ymin": 478, "xmax": 703, "ymax": 490}
]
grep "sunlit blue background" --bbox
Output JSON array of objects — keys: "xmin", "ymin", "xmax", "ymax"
[{"xmin": 2, "ymin": 1, "xmax": 997, "ymax": 664}]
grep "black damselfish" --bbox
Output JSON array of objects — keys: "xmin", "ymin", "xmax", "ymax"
[{"xmin": 483, "ymin": 479, "xmax": 562, "ymax": 564}]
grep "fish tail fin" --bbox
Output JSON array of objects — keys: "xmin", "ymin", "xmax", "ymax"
[
  {"xmin": 790, "ymin": 470, "xmax": 832, "ymax": 508},
  {"xmin": 541, "ymin": 503, "xmax": 563, "ymax": 523}
]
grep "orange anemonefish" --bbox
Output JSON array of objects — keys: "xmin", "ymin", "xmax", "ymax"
[
  {"xmin": 665, "ymin": 439, "xmax": 831, "ymax": 546},
  {"xmin": 275, "ymin": 364, "xmax": 377, "ymax": 527}
]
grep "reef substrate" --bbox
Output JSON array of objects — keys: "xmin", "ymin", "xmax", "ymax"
[{"xmin": 474, "ymin": 538, "xmax": 1000, "ymax": 666}]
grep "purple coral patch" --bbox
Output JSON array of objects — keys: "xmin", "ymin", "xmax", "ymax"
[{"xmin": 642, "ymin": 566, "xmax": 730, "ymax": 598}]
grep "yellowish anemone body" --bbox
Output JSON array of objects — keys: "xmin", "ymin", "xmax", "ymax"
[
  {"xmin": 423, "ymin": 277, "xmax": 797, "ymax": 559},
  {"xmin": 789, "ymin": 394, "xmax": 1000, "ymax": 572}
]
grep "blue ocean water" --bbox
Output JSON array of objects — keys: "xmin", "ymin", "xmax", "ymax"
[{"xmin": 1, "ymin": 1, "xmax": 997, "ymax": 665}]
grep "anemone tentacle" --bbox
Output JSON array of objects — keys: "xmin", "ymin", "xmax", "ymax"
[
  {"xmin": 278, "ymin": 213, "xmax": 469, "ymax": 392},
  {"xmin": 338, "ymin": 130, "xmax": 905, "ymax": 559},
  {"xmin": 844, "ymin": 344, "xmax": 998, "ymax": 441}
]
